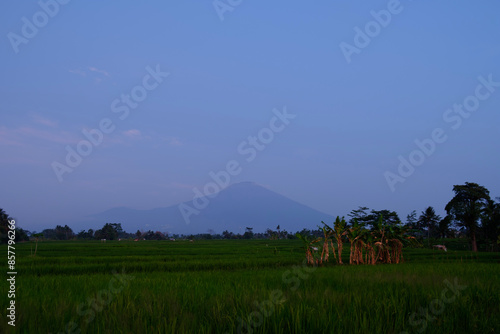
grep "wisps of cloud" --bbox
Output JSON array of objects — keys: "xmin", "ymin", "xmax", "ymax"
[
  {"xmin": 32, "ymin": 114, "xmax": 58, "ymax": 128},
  {"xmin": 121, "ymin": 129, "xmax": 182, "ymax": 147},
  {"xmin": 123, "ymin": 129, "xmax": 141, "ymax": 138},
  {"xmin": 69, "ymin": 66, "xmax": 110, "ymax": 83},
  {"xmin": 0, "ymin": 126, "xmax": 79, "ymax": 147},
  {"xmin": 0, "ymin": 126, "xmax": 25, "ymax": 147},
  {"xmin": 88, "ymin": 66, "xmax": 110, "ymax": 77},
  {"xmin": 166, "ymin": 137, "xmax": 182, "ymax": 147}
]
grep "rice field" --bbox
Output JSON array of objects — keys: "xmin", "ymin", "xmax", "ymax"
[{"xmin": 1, "ymin": 239, "xmax": 499, "ymax": 333}]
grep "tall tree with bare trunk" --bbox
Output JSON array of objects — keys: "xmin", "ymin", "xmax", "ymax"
[{"xmin": 445, "ymin": 182, "xmax": 490, "ymax": 252}]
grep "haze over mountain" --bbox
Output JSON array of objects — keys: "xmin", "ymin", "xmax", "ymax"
[{"xmin": 86, "ymin": 182, "xmax": 335, "ymax": 235}]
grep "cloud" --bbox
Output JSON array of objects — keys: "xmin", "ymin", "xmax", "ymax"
[
  {"xmin": 88, "ymin": 66, "xmax": 110, "ymax": 77},
  {"xmin": 0, "ymin": 126, "xmax": 78, "ymax": 147},
  {"xmin": 17, "ymin": 127, "xmax": 78, "ymax": 144},
  {"xmin": 32, "ymin": 115, "xmax": 58, "ymax": 128},
  {"xmin": 69, "ymin": 67, "xmax": 110, "ymax": 81},
  {"xmin": 120, "ymin": 130, "xmax": 182, "ymax": 147},
  {"xmin": 123, "ymin": 129, "xmax": 142, "ymax": 138},
  {"xmin": 167, "ymin": 137, "xmax": 182, "ymax": 147},
  {"xmin": 0, "ymin": 127, "xmax": 25, "ymax": 147}
]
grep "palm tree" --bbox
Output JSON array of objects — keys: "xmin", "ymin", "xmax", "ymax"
[
  {"xmin": 418, "ymin": 207, "xmax": 441, "ymax": 242},
  {"xmin": 445, "ymin": 182, "xmax": 490, "ymax": 252}
]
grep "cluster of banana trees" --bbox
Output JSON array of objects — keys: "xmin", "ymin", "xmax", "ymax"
[{"xmin": 296, "ymin": 216, "xmax": 418, "ymax": 266}]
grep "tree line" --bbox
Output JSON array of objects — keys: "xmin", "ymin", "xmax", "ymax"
[{"xmin": 1, "ymin": 182, "xmax": 498, "ymax": 251}]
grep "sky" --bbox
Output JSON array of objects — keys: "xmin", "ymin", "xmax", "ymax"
[{"xmin": 1, "ymin": 0, "xmax": 499, "ymax": 233}]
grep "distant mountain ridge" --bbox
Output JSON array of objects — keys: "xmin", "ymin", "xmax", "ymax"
[{"xmin": 87, "ymin": 182, "xmax": 335, "ymax": 235}]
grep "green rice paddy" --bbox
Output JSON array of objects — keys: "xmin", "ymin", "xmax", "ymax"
[{"xmin": 1, "ymin": 239, "xmax": 499, "ymax": 333}]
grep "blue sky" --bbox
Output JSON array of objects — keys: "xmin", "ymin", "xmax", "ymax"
[{"xmin": 1, "ymin": 1, "xmax": 499, "ymax": 233}]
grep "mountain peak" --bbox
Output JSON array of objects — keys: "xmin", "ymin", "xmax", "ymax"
[
  {"xmin": 226, "ymin": 181, "xmax": 261, "ymax": 188},
  {"xmin": 88, "ymin": 182, "xmax": 334, "ymax": 234}
]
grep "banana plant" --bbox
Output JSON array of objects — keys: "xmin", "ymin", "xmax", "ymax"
[
  {"xmin": 364, "ymin": 234, "xmax": 376, "ymax": 265},
  {"xmin": 346, "ymin": 219, "xmax": 364, "ymax": 264},
  {"xmin": 386, "ymin": 221, "xmax": 417, "ymax": 264},
  {"xmin": 353, "ymin": 222, "xmax": 368, "ymax": 265},
  {"xmin": 371, "ymin": 214, "xmax": 390, "ymax": 263},
  {"xmin": 295, "ymin": 232, "xmax": 321, "ymax": 265},
  {"xmin": 318, "ymin": 224, "xmax": 336, "ymax": 265},
  {"xmin": 330, "ymin": 217, "xmax": 347, "ymax": 264}
]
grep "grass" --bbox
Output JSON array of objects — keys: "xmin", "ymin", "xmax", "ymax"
[{"xmin": 1, "ymin": 239, "xmax": 499, "ymax": 333}]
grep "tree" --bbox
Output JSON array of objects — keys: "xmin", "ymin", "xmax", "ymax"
[
  {"xmin": 318, "ymin": 224, "xmax": 335, "ymax": 265},
  {"xmin": 370, "ymin": 215, "xmax": 415, "ymax": 264},
  {"xmin": 418, "ymin": 207, "xmax": 441, "ymax": 240},
  {"xmin": 0, "ymin": 208, "xmax": 13, "ymax": 244},
  {"xmin": 143, "ymin": 230, "xmax": 166, "ymax": 240},
  {"xmin": 295, "ymin": 232, "xmax": 321, "ymax": 266},
  {"xmin": 297, "ymin": 228, "xmax": 313, "ymax": 239},
  {"xmin": 370, "ymin": 210, "xmax": 401, "ymax": 227},
  {"xmin": 77, "ymin": 229, "xmax": 94, "ymax": 240},
  {"xmin": 32, "ymin": 233, "xmax": 43, "ymax": 256},
  {"xmin": 324, "ymin": 217, "xmax": 347, "ymax": 264},
  {"xmin": 445, "ymin": 182, "xmax": 491, "ymax": 252},
  {"xmin": 95, "ymin": 223, "xmax": 122, "ymax": 240},
  {"xmin": 222, "ymin": 230, "xmax": 234, "ymax": 239},
  {"xmin": 15, "ymin": 228, "xmax": 29, "ymax": 242},
  {"xmin": 42, "ymin": 228, "xmax": 57, "ymax": 239},
  {"xmin": 406, "ymin": 210, "xmax": 417, "ymax": 227},
  {"xmin": 55, "ymin": 225, "xmax": 74, "ymax": 240},
  {"xmin": 405, "ymin": 210, "xmax": 421, "ymax": 237},
  {"xmin": 243, "ymin": 227, "xmax": 254, "ymax": 239},
  {"xmin": 481, "ymin": 197, "xmax": 500, "ymax": 250},
  {"xmin": 437, "ymin": 215, "xmax": 453, "ymax": 239},
  {"xmin": 347, "ymin": 206, "xmax": 371, "ymax": 226},
  {"xmin": 345, "ymin": 219, "xmax": 364, "ymax": 264},
  {"xmin": 348, "ymin": 208, "xmax": 401, "ymax": 230}
]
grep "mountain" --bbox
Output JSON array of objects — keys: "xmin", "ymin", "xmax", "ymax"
[{"xmin": 86, "ymin": 182, "xmax": 335, "ymax": 235}]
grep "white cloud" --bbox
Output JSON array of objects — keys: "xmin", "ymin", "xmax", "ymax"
[
  {"xmin": 32, "ymin": 115, "xmax": 58, "ymax": 128},
  {"xmin": 123, "ymin": 129, "xmax": 142, "ymax": 138},
  {"xmin": 0, "ymin": 126, "xmax": 79, "ymax": 146},
  {"xmin": 88, "ymin": 66, "xmax": 110, "ymax": 77},
  {"xmin": 167, "ymin": 137, "xmax": 182, "ymax": 147}
]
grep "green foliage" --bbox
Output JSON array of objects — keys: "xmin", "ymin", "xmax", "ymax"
[
  {"xmin": 418, "ymin": 206, "xmax": 441, "ymax": 239},
  {"xmin": 0, "ymin": 208, "xmax": 12, "ymax": 244},
  {"xmin": 94, "ymin": 223, "xmax": 123, "ymax": 240},
  {"xmin": 347, "ymin": 207, "xmax": 401, "ymax": 228},
  {"xmin": 446, "ymin": 182, "xmax": 491, "ymax": 251},
  {"xmin": 481, "ymin": 198, "xmax": 500, "ymax": 250}
]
